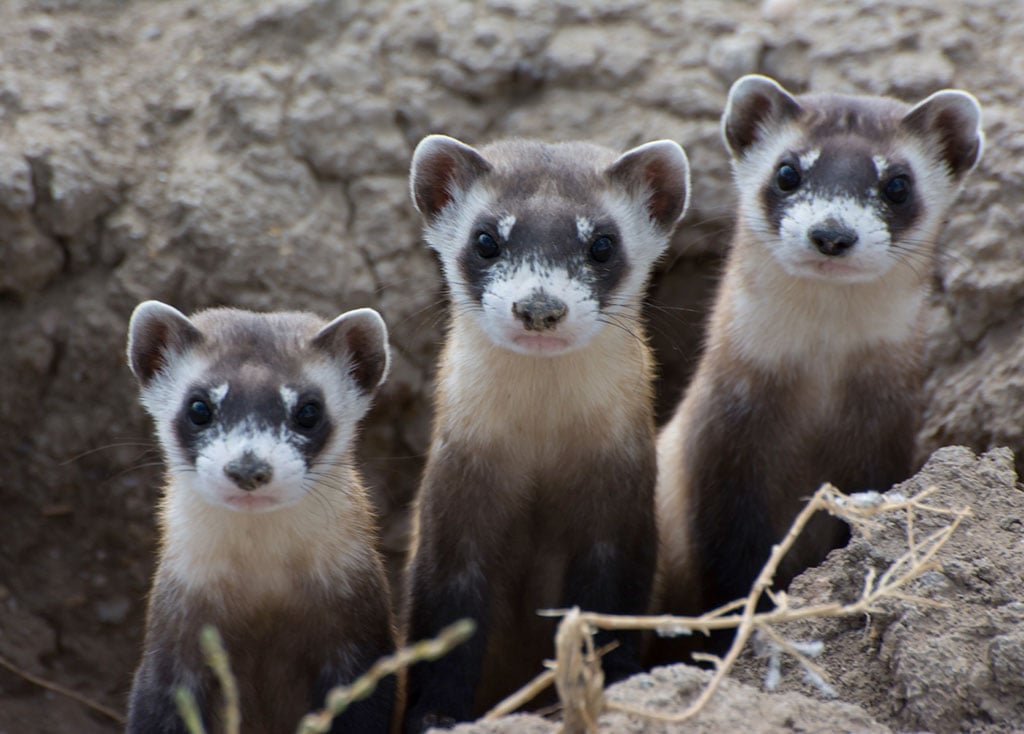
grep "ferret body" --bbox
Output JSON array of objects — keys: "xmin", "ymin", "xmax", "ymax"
[
  {"xmin": 126, "ymin": 302, "xmax": 397, "ymax": 734},
  {"xmin": 654, "ymin": 75, "xmax": 983, "ymax": 659},
  {"xmin": 403, "ymin": 135, "xmax": 690, "ymax": 730}
]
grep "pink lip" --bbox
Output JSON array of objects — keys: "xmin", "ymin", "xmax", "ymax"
[
  {"xmin": 512, "ymin": 334, "xmax": 572, "ymax": 352},
  {"xmin": 224, "ymin": 494, "xmax": 280, "ymax": 511},
  {"xmin": 801, "ymin": 259, "xmax": 864, "ymax": 278}
]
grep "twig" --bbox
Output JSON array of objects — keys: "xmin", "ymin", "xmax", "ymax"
[
  {"xmin": 0, "ymin": 651, "xmax": 126, "ymax": 725},
  {"xmin": 296, "ymin": 619, "xmax": 476, "ymax": 734},
  {"xmin": 554, "ymin": 608, "xmax": 604, "ymax": 734}
]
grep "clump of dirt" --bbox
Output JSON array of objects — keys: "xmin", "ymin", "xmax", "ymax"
[
  {"xmin": 1, "ymin": 0, "xmax": 1022, "ymax": 732},
  {"xmin": 737, "ymin": 447, "xmax": 1024, "ymax": 733}
]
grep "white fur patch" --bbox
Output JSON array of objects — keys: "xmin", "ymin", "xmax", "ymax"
[
  {"xmin": 732, "ymin": 123, "xmax": 805, "ymax": 232},
  {"xmin": 799, "ymin": 148, "xmax": 821, "ymax": 171},
  {"xmin": 872, "ymin": 155, "xmax": 889, "ymax": 178},
  {"xmin": 478, "ymin": 260, "xmax": 603, "ymax": 355},
  {"xmin": 191, "ymin": 420, "xmax": 309, "ymax": 510},
  {"xmin": 303, "ymin": 357, "xmax": 371, "ymax": 452},
  {"xmin": 209, "ymin": 383, "xmax": 229, "ymax": 407},
  {"xmin": 599, "ymin": 188, "xmax": 672, "ymax": 302},
  {"xmin": 140, "ymin": 351, "xmax": 211, "ymax": 474},
  {"xmin": 497, "ymin": 213, "xmax": 516, "ymax": 241},
  {"xmin": 279, "ymin": 385, "xmax": 298, "ymax": 413},
  {"xmin": 423, "ymin": 185, "xmax": 494, "ymax": 308},
  {"xmin": 775, "ymin": 193, "xmax": 892, "ymax": 282},
  {"xmin": 576, "ymin": 215, "xmax": 594, "ymax": 242}
]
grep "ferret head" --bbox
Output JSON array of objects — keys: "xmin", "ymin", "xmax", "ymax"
[
  {"xmin": 723, "ymin": 74, "xmax": 983, "ymax": 284},
  {"xmin": 127, "ymin": 302, "xmax": 389, "ymax": 513},
  {"xmin": 409, "ymin": 135, "xmax": 690, "ymax": 356}
]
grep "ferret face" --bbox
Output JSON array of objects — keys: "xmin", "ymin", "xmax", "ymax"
[
  {"xmin": 753, "ymin": 138, "xmax": 925, "ymax": 283},
  {"xmin": 450, "ymin": 199, "xmax": 629, "ymax": 355},
  {"xmin": 127, "ymin": 303, "xmax": 389, "ymax": 513},
  {"xmin": 165, "ymin": 366, "xmax": 338, "ymax": 512},
  {"xmin": 410, "ymin": 136, "xmax": 690, "ymax": 356},
  {"xmin": 724, "ymin": 75, "xmax": 983, "ymax": 285}
]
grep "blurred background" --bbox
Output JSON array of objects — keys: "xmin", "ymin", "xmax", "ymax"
[{"xmin": 0, "ymin": 0, "xmax": 1020, "ymax": 730}]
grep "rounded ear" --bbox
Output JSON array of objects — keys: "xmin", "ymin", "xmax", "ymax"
[
  {"xmin": 409, "ymin": 134, "xmax": 491, "ymax": 222},
  {"xmin": 312, "ymin": 308, "xmax": 390, "ymax": 393},
  {"xmin": 606, "ymin": 140, "xmax": 691, "ymax": 230},
  {"xmin": 901, "ymin": 89, "xmax": 984, "ymax": 181},
  {"xmin": 722, "ymin": 74, "xmax": 803, "ymax": 159},
  {"xmin": 127, "ymin": 301, "xmax": 203, "ymax": 386}
]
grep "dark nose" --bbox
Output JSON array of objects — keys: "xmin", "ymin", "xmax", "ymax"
[
  {"xmin": 809, "ymin": 227, "xmax": 858, "ymax": 256},
  {"xmin": 224, "ymin": 452, "xmax": 273, "ymax": 491},
  {"xmin": 511, "ymin": 293, "xmax": 568, "ymax": 331}
]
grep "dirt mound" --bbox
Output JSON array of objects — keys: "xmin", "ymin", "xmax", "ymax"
[{"xmin": 1, "ymin": 1, "xmax": 1022, "ymax": 732}]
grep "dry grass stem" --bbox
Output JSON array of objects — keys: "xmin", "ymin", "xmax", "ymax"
[
  {"xmin": 175, "ymin": 688, "xmax": 206, "ymax": 734},
  {"xmin": 296, "ymin": 618, "xmax": 476, "ymax": 734},
  {"xmin": 533, "ymin": 483, "xmax": 969, "ymax": 727},
  {"xmin": 0, "ymin": 651, "xmax": 126, "ymax": 725},
  {"xmin": 484, "ymin": 668, "xmax": 557, "ymax": 719},
  {"xmin": 201, "ymin": 626, "xmax": 240, "ymax": 734}
]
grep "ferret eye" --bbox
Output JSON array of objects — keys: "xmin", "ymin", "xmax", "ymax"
[
  {"xmin": 776, "ymin": 163, "xmax": 801, "ymax": 192},
  {"xmin": 883, "ymin": 175, "xmax": 911, "ymax": 205},
  {"xmin": 589, "ymin": 236, "xmax": 614, "ymax": 263},
  {"xmin": 474, "ymin": 232, "xmax": 500, "ymax": 259},
  {"xmin": 187, "ymin": 400, "xmax": 213, "ymax": 426},
  {"xmin": 294, "ymin": 401, "xmax": 322, "ymax": 430}
]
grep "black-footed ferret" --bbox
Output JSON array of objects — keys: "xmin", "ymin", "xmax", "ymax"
[
  {"xmin": 402, "ymin": 135, "xmax": 690, "ymax": 730},
  {"xmin": 126, "ymin": 301, "xmax": 397, "ymax": 734},
  {"xmin": 655, "ymin": 75, "xmax": 983, "ymax": 659}
]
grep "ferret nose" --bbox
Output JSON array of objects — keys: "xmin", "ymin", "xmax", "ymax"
[
  {"xmin": 809, "ymin": 227, "xmax": 858, "ymax": 257},
  {"xmin": 224, "ymin": 452, "xmax": 273, "ymax": 491},
  {"xmin": 512, "ymin": 293, "xmax": 568, "ymax": 331}
]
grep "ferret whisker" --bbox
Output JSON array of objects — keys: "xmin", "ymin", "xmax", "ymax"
[{"xmin": 60, "ymin": 440, "xmax": 161, "ymax": 466}]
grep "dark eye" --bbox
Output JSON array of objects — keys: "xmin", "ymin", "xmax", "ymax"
[
  {"xmin": 187, "ymin": 399, "xmax": 212, "ymax": 426},
  {"xmin": 883, "ymin": 175, "xmax": 911, "ymax": 205},
  {"xmin": 294, "ymin": 401, "xmax": 322, "ymax": 430},
  {"xmin": 776, "ymin": 163, "xmax": 801, "ymax": 192},
  {"xmin": 589, "ymin": 236, "xmax": 614, "ymax": 263},
  {"xmin": 474, "ymin": 232, "xmax": 500, "ymax": 259}
]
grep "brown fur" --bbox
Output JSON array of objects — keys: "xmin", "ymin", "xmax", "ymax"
[
  {"xmin": 651, "ymin": 238, "xmax": 925, "ymax": 664},
  {"xmin": 651, "ymin": 74, "xmax": 983, "ymax": 664},
  {"xmin": 138, "ymin": 565, "xmax": 395, "ymax": 733},
  {"xmin": 404, "ymin": 315, "xmax": 659, "ymax": 720}
]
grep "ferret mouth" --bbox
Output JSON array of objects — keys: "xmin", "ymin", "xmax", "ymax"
[
  {"xmin": 222, "ymin": 493, "xmax": 284, "ymax": 512},
  {"xmin": 509, "ymin": 333, "xmax": 575, "ymax": 354},
  {"xmin": 793, "ymin": 257, "xmax": 876, "ymax": 282}
]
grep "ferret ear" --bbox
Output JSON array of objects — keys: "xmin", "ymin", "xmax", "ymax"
[
  {"xmin": 606, "ymin": 140, "xmax": 691, "ymax": 230},
  {"xmin": 901, "ymin": 89, "xmax": 984, "ymax": 181},
  {"xmin": 722, "ymin": 74, "xmax": 802, "ymax": 159},
  {"xmin": 127, "ymin": 300, "xmax": 203, "ymax": 387},
  {"xmin": 312, "ymin": 308, "xmax": 390, "ymax": 393},
  {"xmin": 409, "ymin": 134, "xmax": 492, "ymax": 222}
]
